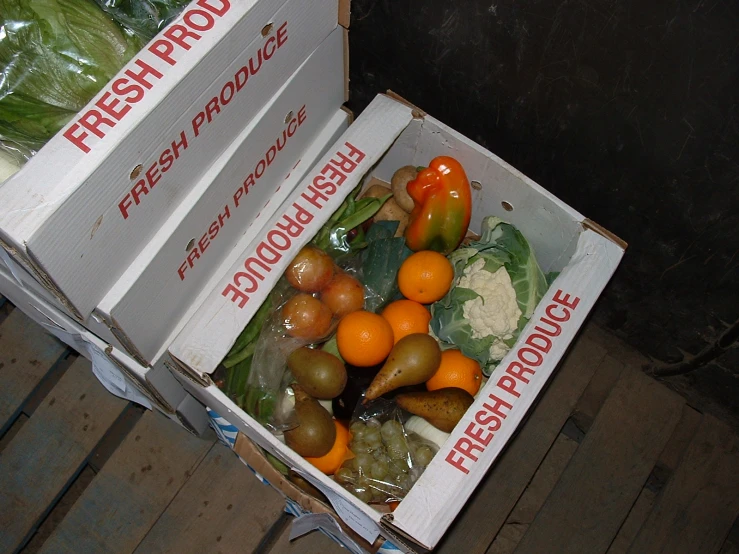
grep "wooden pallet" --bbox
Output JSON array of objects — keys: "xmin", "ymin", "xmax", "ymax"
[{"xmin": 0, "ymin": 300, "xmax": 737, "ymax": 554}]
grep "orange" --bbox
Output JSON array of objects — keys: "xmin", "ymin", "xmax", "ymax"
[
  {"xmin": 426, "ymin": 349, "xmax": 483, "ymax": 396},
  {"xmin": 336, "ymin": 310, "xmax": 395, "ymax": 367},
  {"xmin": 305, "ymin": 420, "xmax": 353, "ymax": 475},
  {"xmin": 381, "ymin": 299, "xmax": 431, "ymax": 343},
  {"xmin": 397, "ymin": 251, "xmax": 454, "ymax": 304}
]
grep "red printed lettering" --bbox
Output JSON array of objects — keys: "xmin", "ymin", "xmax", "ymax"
[
  {"xmin": 184, "ymin": 9, "xmax": 215, "ymax": 31},
  {"xmin": 197, "ymin": 0, "xmax": 230, "ymax": 17},
  {"xmin": 534, "ymin": 317, "xmax": 562, "ymax": 337},
  {"xmin": 124, "ymin": 60, "xmax": 163, "ymax": 89},
  {"xmin": 163, "ymin": 24, "xmax": 201, "ymax": 51},
  {"xmin": 96, "ymin": 92, "xmax": 130, "ymax": 120},
  {"xmin": 553, "ymin": 289, "xmax": 580, "ymax": 310},
  {"xmin": 222, "ymin": 283, "xmax": 249, "ymax": 308},
  {"xmin": 79, "ymin": 110, "xmax": 115, "ymax": 138},
  {"xmin": 63, "ymin": 125, "xmax": 90, "ymax": 154},
  {"xmin": 454, "ymin": 437, "xmax": 484, "ymax": 462},
  {"xmin": 276, "ymin": 21, "xmax": 288, "ymax": 46},
  {"xmin": 276, "ymin": 216, "xmax": 303, "ymax": 238},
  {"xmin": 545, "ymin": 303, "xmax": 570, "ymax": 322},
  {"xmin": 217, "ymin": 204, "xmax": 230, "ymax": 227},
  {"xmin": 111, "ymin": 77, "xmax": 144, "ymax": 103},
  {"xmin": 464, "ymin": 422, "xmax": 494, "ymax": 447},
  {"xmin": 525, "ymin": 333, "xmax": 552, "ymax": 354},
  {"xmin": 267, "ymin": 230, "xmax": 290, "ymax": 251},
  {"xmin": 301, "ymin": 185, "xmax": 330, "ymax": 209},
  {"xmin": 234, "ymin": 270, "xmax": 259, "ymax": 293},
  {"xmin": 263, "ymin": 35, "xmax": 277, "ymax": 60},
  {"xmin": 497, "ymin": 375, "xmax": 521, "ymax": 398},
  {"xmin": 145, "ymin": 162, "xmax": 161, "ymax": 189},
  {"xmin": 506, "ymin": 361, "xmax": 534, "ymax": 384},
  {"xmin": 446, "ymin": 450, "xmax": 470, "ymax": 474}
]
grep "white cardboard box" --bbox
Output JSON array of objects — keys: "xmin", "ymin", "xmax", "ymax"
[
  {"xmin": 0, "ymin": 246, "xmax": 128, "ymax": 353},
  {"xmin": 95, "ymin": 28, "xmax": 349, "ymax": 365},
  {"xmin": 168, "ymin": 94, "xmax": 626, "ymax": 551},
  {"xmin": 0, "ymin": 260, "xmax": 193, "ymax": 422},
  {"xmin": 0, "ymin": 0, "xmax": 346, "ymax": 320}
]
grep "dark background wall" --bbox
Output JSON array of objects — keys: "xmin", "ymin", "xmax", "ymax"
[{"xmin": 347, "ymin": 0, "xmax": 739, "ymax": 419}]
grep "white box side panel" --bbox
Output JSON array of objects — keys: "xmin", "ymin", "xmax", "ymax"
[
  {"xmin": 170, "ymin": 95, "xmax": 415, "ymax": 376},
  {"xmin": 99, "ymin": 28, "xmax": 346, "ymax": 362}
]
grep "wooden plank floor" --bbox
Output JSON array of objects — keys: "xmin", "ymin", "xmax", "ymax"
[{"xmin": 1, "ymin": 298, "xmax": 737, "ymax": 554}]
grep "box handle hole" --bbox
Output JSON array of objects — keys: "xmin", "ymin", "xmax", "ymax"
[
  {"xmin": 261, "ymin": 23, "xmax": 273, "ymax": 37},
  {"xmin": 130, "ymin": 164, "xmax": 143, "ymax": 180},
  {"xmin": 284, "ymin": 110, "xmax": 294, "ymax": 124},
  {"xmin": 185, "ymin": 238, "xmax": 196, "ymax": 252},
  {"xmin": 502, "ymin": 201, "xmax": 514, "ymax": 212}
]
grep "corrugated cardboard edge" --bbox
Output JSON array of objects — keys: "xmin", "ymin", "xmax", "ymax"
[
  {"xmin": 383, "ymin": 91, "xmax": 426, "ymax": 118},
  {"xmin": 340, "ymin": 105, "xmax": 355, "ymax": 123},
  {"xmin": 343, "ymin": 27, "xmax": 350, "ymax": 103},
  {"xmin": 103, "ymin": 345, "xmax": 174, "ymax": 414},
  {"xmin": 379, "ymin": 515, "xmax": 431, "ymax": 554},
  {"xmin": 339, "ymin": 0, "xmax": 351, "ymax": 29},
  {"xmin": 109, "ymin": 316, "xmax": 151, "ymax": 367},
  {"xmin": 234, "ymin": 433, "xmax": 387, "ymax": 553},
  {"xmin": 582, "ymin": 218, "xmax": 628, "ymax": 250},
  {"xmin": 167, "ymin": 354, "xmax": 213, "ymax": 388},
  {"xmin": 0, "ymin": 236, "xmax": 84, "ymax": 321}
]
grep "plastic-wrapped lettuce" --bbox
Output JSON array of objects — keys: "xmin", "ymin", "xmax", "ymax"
[
  {"xmin": 0, "ymin": 0, "xmax": 188, "ymax": 161},
  {"xmin": 430, "ymin": 216, "xmax": 550, "ymax": 375}
]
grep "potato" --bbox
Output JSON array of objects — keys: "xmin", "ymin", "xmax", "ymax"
[
  {"xmin": 361, "ymin": 183, "xmax": 392, "ymax": 199},
  {"xmin": 390, "ymin": 166, "xmax": 419, "ymax": 213},
  {"xmin": 374, "ymin": 198, "xmax": 409, "ymax": 237},
  {"xmin": 360, "ymin": 184, "xmax": 409, "ymax": 237}
]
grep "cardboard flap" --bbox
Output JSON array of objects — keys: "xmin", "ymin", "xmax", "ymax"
[
  {"xmin": 389, "ymin": 229, "xmax": 624, "ymax": 546},
  {"xmin": 169, "ymin": 94, "xmax": 416, "ymax": 378}
]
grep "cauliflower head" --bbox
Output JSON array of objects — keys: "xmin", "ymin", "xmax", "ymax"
[{"xmin": 457, "ymin": 258, "xmax": 521, "ymax": 360}]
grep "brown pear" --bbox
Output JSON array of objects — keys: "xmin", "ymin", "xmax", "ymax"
[
  {"xmin": 287, "ymin": 346, "xmax": 347, "ymax": 399},
  {"xmin": 395, "ymin": 388, "xmax": 474, "ymax": 432},
  {"xmin": 284, "ymin": 384, "xmax": 336, "ymax": 457},
  {"xmin": 364, "ymin": 333, "xmax": 441, "ymax": 402}
]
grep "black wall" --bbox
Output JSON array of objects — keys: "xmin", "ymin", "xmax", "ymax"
[{"xmin": 348, "ymin": 0, "xmax": 739, "ymax": 417}]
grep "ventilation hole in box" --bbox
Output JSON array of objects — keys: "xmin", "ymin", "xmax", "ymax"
[
  {"xmin": 185, "ymin": 238, "xmax": 196, "ymax": 252},
  {"xmin": 470, "ymin": 180, "xmax": 482, "ymax": 191},
  {"xmin": 502, "ymin": 201, "xmax": 514, "ymax": 212},
  {"xmin": 261, "ymin": 23, "xmax": 273, "ymax": 37},
  {"xmin": 130, "ymin": 164, "xmax": 143, "ymax": 180},
  {"xmin": 284, "ymin": 111, "xmax": 294, "ymax": 124}
]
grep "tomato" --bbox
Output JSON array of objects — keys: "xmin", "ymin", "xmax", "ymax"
[
  {"xmin": 285, "ymin": 246, "xmax": 334, "ymax": 292},
  {"xmin": 320, "ymin": 273, "xmax": 365, "ymax": 318},
  {"xmin": 282, "ymin": 293, "xmax": 333, "ymax": 340}
]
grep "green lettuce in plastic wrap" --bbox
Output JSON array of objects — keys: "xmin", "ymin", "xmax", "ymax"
[
  {"xmin": 430, "ymin": 216, "xmax": 551, "ymax": 375},
  {"xmin": 0, "ymin": 0, "xmax": 188, "ymax": 161}
]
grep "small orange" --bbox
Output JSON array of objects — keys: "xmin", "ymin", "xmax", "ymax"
[
  {"xmin": 397, "ymin": 251, "xmax": 454, "ymax": 304},
  {"xmin": 305, "ymin": 420, "xmax": 353, "ymax": 475},
  {"xmin": 426, "ymin": 349, "xmax": 483, "ymax": 396},
  {"xmin": 381, "ymin": 299, "xmax": 431, "ymax": 343},
  {"xmin": 336, "ymin": 310, "xmax": 395, "ymax": 367}
]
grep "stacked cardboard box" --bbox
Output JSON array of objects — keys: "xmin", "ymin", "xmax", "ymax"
[
  {"xmin": 0, "ymin": 2, "xmax": 627, "ymax": 551},
  {"xmin": 0, "ymin": 0, "xmax": 351, "ymax": 432}
]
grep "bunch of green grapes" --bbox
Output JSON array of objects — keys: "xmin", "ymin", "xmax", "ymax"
[{"xmin": 334, "ymin": 418, "xmax": 437, "ymax": 504}]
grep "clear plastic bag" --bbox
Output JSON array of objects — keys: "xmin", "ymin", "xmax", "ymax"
[
  {"xmin": 0, "ymin": 0, "xmax": 188, "ymax": 162},
  {"xmin": 243, "ymin": 277, "xmax": 340, "ymax": 431},
  {"xmin": 93, "ymin": 0, "xmax": 191, "ymax": 42},
  {"xmin": 334, "ymin": 397, "xmax": 439, "ymax": 505}
]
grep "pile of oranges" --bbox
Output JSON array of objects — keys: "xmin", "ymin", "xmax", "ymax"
[{"xmin": 335, "ymin": 250, "xmax": 483, "ymax": 397}]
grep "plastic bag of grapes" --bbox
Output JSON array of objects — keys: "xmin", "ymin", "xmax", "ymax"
[{"xmin": 334, "ymin": 397, "xmax": 438, "ymax": 506}]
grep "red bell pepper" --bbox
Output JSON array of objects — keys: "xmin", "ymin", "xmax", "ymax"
[{"xmin": 404, "ymin": 156, "xmax": 472, "ymax": 254}]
